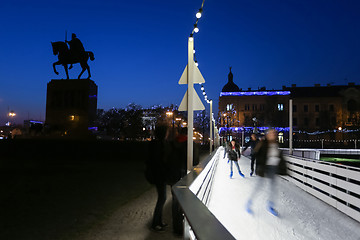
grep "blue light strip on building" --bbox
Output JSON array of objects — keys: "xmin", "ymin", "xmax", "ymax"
[
  {"xmin": 220, "ymin": 91, "xmax": 290, "ymax": 97},
  {"xmin": 219, "ymin": 126, "xmax": 290, "ymax": 134}
]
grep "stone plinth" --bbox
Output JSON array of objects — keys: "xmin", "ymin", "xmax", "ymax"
[{"xmin": 46, "ymin": 79, "xmax": 98, "ymax": 136}]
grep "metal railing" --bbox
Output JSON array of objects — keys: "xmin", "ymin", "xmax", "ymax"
[
  {"xmin": 284, "ymin": 154, "xmax": 360, "ymax": 222},
  {"xmin": 172, "ymin": 148, "xmax": 235, "ymax": 240}
]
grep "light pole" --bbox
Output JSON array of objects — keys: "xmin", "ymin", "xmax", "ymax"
[
  {"xmin": 7, "ymin": 110, "xmax": 16, "ymax": 126},
  {"xmin": 209, "ymin": 100, "xmax": 213, "ymax": 153},
  {"xmin": 166, "ymin": 110, "xmax": 174, "ymax": 132},
  {"xmin": 289, "ymin": 99, "xmax": 293, "ymax": 154}
]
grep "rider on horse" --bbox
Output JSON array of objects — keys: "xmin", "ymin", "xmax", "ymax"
[{"xmin": 66, "ymin": 33, "xmax": 86, "ymax": 68}]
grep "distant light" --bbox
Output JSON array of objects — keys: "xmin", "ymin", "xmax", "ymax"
[
  {"xmin": 201, "ymin": 86, "xmax": 204, "ymax": 91},
  {"xmin": 338, "ymin": 127, "xmax": 342, "ymax": 131},
  {"xmin": 143, "ymin": 127, "xmax": 146, "ymax": 131},
  {"xmin": 193, "ymin": 49, "xmax": 196, "ymax": 54},
  {"xmin": 195, "ymin": 61, "xmax": 199, "ymax": 67},
  {"xmin": 194, "ymin": 24, "xmax": 199, "ymax": 33},
  {"xmin": 196, "ymin": 9, "xmax": 202, "ymax": 19},
  {"xmin": 202, "ymin": 91, "xmax": 206, "ymax": 95},
  {"xmin": 70, "ymin": 115, "xmax": 75, "ymax": 121}
]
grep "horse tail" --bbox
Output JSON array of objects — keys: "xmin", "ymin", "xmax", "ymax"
[{"xmin": 87, "ymin": 51, "xmax": 95, "ymax": 61}]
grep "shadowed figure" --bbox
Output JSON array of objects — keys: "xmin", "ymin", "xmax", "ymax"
[{"xmin": 51, "ymin": 33, "xmax": 95, "ymax": 79}]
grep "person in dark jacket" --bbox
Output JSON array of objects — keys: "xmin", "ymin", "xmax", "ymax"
[
  {"xmin": 227, "ymin": 140, "xmax": 245, "ymax": 178},
  {"xmin": 168, "ymin": 127, "xmax": 199, "ymax": 236},
  {"xmin": 242, "ymin": 133, "xmax": 259, "ymax": 176},
  {"xmin": 146, "ymin": 125, "xmax": 169, "ymax": 232},
  {"xmin": 246, "ymin": 129, "xmax": 287, "ymax": 216}
]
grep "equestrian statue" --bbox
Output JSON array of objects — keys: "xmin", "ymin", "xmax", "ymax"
[{"xmin": 52, "ymin": 33, "xmax": 95, "ymax": 79}]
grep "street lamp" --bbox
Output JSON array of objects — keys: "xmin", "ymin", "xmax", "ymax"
[{"xmin": 166, "ymin": 111, "xmax": 175, "ymax": 132}]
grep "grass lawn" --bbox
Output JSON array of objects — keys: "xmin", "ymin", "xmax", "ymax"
[{"xmin": 320, "ymin": 157, "xmax": 360, "ymax": 163}]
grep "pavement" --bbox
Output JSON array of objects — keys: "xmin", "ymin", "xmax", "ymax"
[{"xmin": 78, "ymin": 186, "xmax": 182, "ymax": 240}]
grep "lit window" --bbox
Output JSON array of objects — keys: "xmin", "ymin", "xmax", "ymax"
[
  {"xmin": 226, "ymin": 104, "xmax": 233, "ymax": 111},
  {"xmin": 278, "ymin": 132, "xmax": 284, "ymax": 143},
  {"xmin": 277, "ymin": 104, "xmax": 284, "ymax": 111}
]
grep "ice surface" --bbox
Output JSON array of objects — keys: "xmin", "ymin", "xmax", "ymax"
[{"xmin": 208, "ymin": 148, "xmax": 360, "ymax": 240}]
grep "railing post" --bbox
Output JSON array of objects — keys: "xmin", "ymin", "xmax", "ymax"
[{"xmin": 184, "ymin": 218, "xmax": 191, "ymax": 240}]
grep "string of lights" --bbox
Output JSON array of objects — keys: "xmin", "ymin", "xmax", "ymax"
[
  {"xmin": 295, "ymin": 128, "xmax": 360, "ymax": 135},
  {"xmin": 191, "ymin": 0, "xmax": 206, "ymax": 36},
  {"xmin": 189, "ymin": 0, "xmax": 215, "ymax": 124},
  {"xmin": 283, "ymin": 139, "xmax": 360, "ymax": 143}
]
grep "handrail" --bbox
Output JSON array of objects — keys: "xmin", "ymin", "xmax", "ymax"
[
  {"xmin": 172, "ymin": 148, "xmax": 235, "ymax": 240},
  {"xmin": 285, "ymin": 155, "xmax": 360, "ymax": 222}
]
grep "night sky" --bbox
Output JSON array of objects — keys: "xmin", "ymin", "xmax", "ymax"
[{"xmin": 0, "ymin": 0, "xmax": 359, "ymax": 124}]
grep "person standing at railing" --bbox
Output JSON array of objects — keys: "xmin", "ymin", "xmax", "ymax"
[
  {"xmin": 167, "ymin": 127, "xmax": 199, "ymax": 237},
  {"xmin": 145, "ymin": 124, "xmax": 170, "ymax": 232},
  {"xmin": 246, "ymin": 129, "xmax": 287, "ymax": 216},
  {"xmin": 227, "ymin": 140, "xmax": 245, "ymax": 178},
  {"xmin": 242, "ymin": 133, "xmax": 259, "ymax": 176}
]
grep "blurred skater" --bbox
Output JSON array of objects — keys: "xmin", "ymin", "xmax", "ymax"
[
  {"xmin": 223, "ymin": 140, "xmax": 229, "ymax": 159},
  {"xmin": 246, "ymin": 129, "xmax": 287, "ymax": 216},
  {"xmin": 227, "ymin": 140, "xmax": 245, "ymax": 178},
  {"xmin": 242, "ymin": 133, "xmax": 259, "ymax": 176}
]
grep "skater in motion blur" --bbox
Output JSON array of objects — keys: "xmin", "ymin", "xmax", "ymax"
[
  {"xmin": 246, "ymin": 129, "xmax": 287, "ymax": 216},
  {"xmin": 227, "ymin": 140, "xmax": 245, "ymax": 178},
  {"xmin": 242, "ymin": 133, "xmax": 259, "ymax": 176}
]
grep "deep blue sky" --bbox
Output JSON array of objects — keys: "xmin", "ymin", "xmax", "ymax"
[{"xmin": 0, "ymin": 0, "xmax": 359, "ymax": 124}]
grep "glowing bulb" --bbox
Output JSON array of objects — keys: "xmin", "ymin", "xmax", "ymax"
[
  {"xmin": 194, "ymin": 24, "xmax": 199, "ymax": 33},
  {"xmin": 193, "ymin": 49, "xmax": 196, "ymax": 54},
  {"xmin": 201, "ymin": 86, "xmax": 204, "ymax": 91},
  {"xmin": 196, "ymin": 9, "xmax": 202, "ymax": 19},
  {"xmin": 189, "ymin": 36, "xmax": 194, "ymax": 41},
  {"xmin": 202, "ymin": 91, "xmax": 206, "ymax": 95},
  {"xmin": 195, "ymin": 61, "xmax": 199, "ymax": 66}
]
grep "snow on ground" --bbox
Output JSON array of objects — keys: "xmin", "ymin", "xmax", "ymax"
[{"xmin": 208, "ymin": 147, "xmax": 360, "ymax": 240}]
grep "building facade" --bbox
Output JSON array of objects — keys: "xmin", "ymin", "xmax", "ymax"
[{"xmin": 219, "ymin": 69, "xmax": 360, "ymax": 140}]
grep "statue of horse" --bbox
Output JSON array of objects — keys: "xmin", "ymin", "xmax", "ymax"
[{"xmin": 51, "ymin": 41, "xmax": 95, "ymax": 79}]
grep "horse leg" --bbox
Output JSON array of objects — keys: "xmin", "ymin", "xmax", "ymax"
[
  {"xmin": 86, "ymin": 63, "xmax": 91, "ymax": 79},
  {"xmin": 78, "ymin": 63, "xmax": 86, "ymax": 79},
  {"xmin": 53, "ymin": 61, "xmax": 60, "ymax": 75},
  {"xmin": 63, "ymin": 64, "xmax": 69, "ymax": 79}
]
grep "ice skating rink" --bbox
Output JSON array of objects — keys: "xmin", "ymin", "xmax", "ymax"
[{"xmin": 207, "ymin": 147, "xmax": 360, "ymax": 240}]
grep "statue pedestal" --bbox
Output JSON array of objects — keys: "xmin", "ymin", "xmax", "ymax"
[{"xmin": 45, "ymin": 79, "xmax": 98, "ymax": 136}]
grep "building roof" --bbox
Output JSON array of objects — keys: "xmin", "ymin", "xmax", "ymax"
[
  {"xmin": 286, "ymin": 84, "xmax": 360, "ymax": 98},
  {"xmin": 222, "ymin": 67, "xmax": 240, "ymax": 92},
  {"xmin": 219, "ymin": 83, "xmax": 360, "ymax": 98}
]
